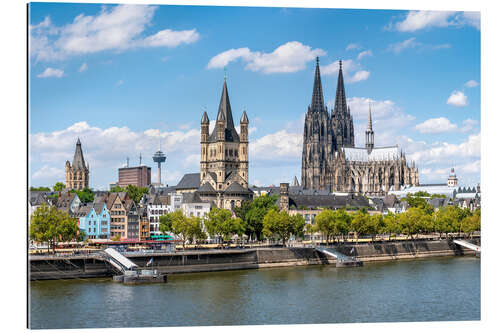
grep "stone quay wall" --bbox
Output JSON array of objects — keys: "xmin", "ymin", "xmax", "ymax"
[{"xmin": 29, "ymin": 239, "xmax": 479, "ymax": 280}]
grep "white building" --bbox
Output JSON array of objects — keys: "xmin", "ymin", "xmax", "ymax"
[{"xmin": 389, "ymin": 168, "xmax": 459, "ymax": 198}]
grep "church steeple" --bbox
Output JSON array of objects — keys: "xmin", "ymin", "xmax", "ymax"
[
  {"xmin": 209, "ymin": 78, "xmax": 240, "ymax": 142},
  {"xmin": 333, "ymin": 60, "xmax": 348, "ymax": 116},
  {"xmin": 365, "ymin": 102, "xmax": 374, "ymax": 153},
  {"xmin": 310, "ymin": 57, "xmax": 325, "ymax": 112},
  {"xmin": 72, "ymin": 138, "xmax": 86, "ymax": 170}
]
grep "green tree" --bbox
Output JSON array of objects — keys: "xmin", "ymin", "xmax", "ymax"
[
  {"xmin": 383, "ymin": 212, "xmax": 400, "ymax": 240},
  {"xmin": 110, "ymin": 186, "xmax": 124, "ymax": 193},
  {"xmin": 205, "ymin": 208, "xmax": 245, "ymax": 246},
  {"xmin": 112, "ymin": 234, "xmax": 121, "ymax": 241},
  {"xmin": 402, "ymin": 194, "xmax": 434, "ymax": 215},
  {"xmin": 351, "ymin": 211, "xmax": 370, "ymax": 243},
  {"xmin": 124, "ymin": 185, "xmax": 149, "ymax": 204},
  {"xmin": 159, "ymin": 212, "xmax": 176, "ymax": 234},
  {"xmin": 70, "ymin": 188, "xmax": 94, "ymax": 203},
  {"xmin": 366, "ymin": 214, "xmax": 384, "ymax": 242},
  {"xmin": 236, "ymin": 195, "xmax": 278, "ymax": 241},
  {"xmin": 29, "ymin": 204, "xmax": 79, "ymax": 253},
  {"xmin": 399, "ymin": 207, "xmax": 430, "ymax": 239},
  {"xmin": 262, "ymin": 210, "xmax": 304, "ymax": 246},
  {"xmin": 30, "ymin": 186, "xmax": 51, "ymax": 192},
  {"xmin": 53, "ymin": 182, "xmax": 66, "ymax": 192},
  {"xmin": 314, "ymin": 209, "xmax": 336, "ymax": 244}
]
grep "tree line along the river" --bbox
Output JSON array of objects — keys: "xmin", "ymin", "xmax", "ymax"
[{"xmin": 29, "ymin": 193, "xmax": 481, "ymax": 251}]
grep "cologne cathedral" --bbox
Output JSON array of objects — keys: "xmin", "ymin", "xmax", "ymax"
[{"xmin": 301, "ymin": 58, "xmax": 419, "ymax": 195}]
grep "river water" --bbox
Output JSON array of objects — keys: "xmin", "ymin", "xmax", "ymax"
[{"xmin": 29, "ymin": 256, "xmax": 480, "ymax": 329}]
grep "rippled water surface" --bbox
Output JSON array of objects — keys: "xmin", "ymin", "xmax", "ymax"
[{"xmin": 29, "ymin": 256, "xmax": 480, "ymax": 329}]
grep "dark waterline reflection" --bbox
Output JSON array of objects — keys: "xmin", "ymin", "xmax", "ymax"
[{"xmin": 29, "ymin": 256, "xmax": 480, "ymax": 329}]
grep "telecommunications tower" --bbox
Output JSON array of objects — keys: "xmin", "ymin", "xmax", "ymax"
[{"xmin": 152, "ymin": 129, "xmax": 166, "ymax": 186}]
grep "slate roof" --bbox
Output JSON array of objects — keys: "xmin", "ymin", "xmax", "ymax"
[
  {"xmin": 94, "ymin": 202, "xmax": 105, "ymax": 215},
  {"xmin": 224, "ymin": 182, "xmax": 251, "ymax": 194},
  {"xmin": 208, "ymin": 80, "xmax": 240, "ymax": 143},
  {"xmin": 75, "ymin": 204, "xmax": 92, "ymax": 218},
  {"xmin": 71, "ymin": 138, "xmax": 87, "ymax": 170},
  {"xmin": 288, "ymin": 194, "xmax": 370, "ymax": 210},
  {"xmin": 342, "ymin": 146, "xmax": 399, "ymax": 162},
  {"xmin": 198, "ymin": 182, "xmax": 216, "ymax": 193},
  {"xmin": 29, "ymin": 191, "xmax": 50, "ymax": 206},
  {"xmin": 182, "ymin": 192, "xmax": 204, "ymax": 204},
  {"xmin": 176, "ymin": 173, "xmax": 201, "ymax": 189}
]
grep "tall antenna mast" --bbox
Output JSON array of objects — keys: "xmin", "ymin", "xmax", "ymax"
[
  {"xmin": 158, "ymin": 128, "xmax": 161, "ymax": 151},
  {"xmin": 126, "ymin": 157, "xmax": 129, "ymax": 168},
  {"xmin": 139, "ymin": 153, "xmax": 142, "ymax": 166}
]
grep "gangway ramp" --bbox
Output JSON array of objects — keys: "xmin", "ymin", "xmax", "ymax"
[
  {"xmin": 103, "ymin": 248, "xmax": 138, "ymax": 272},
  {"xmin": 315, "ymin": 247, "xmax": 363, "ymax": 267},
  {"xmin": 453, "ymin": 240, "xmax": 481, "ymax": 253}
]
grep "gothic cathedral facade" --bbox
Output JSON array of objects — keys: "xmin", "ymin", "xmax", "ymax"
[{"xmin": 301, "ymin": 58, "xmax": 419, "ymax": 195}]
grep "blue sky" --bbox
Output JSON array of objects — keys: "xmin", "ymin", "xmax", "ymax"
[{"xmin": 28, "ymin": 3, "xmax": 481, "ymax": 190}]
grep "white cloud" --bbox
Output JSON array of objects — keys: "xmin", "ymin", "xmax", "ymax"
[
  {"xmin": 388, "ymin": 37, "xmax": 421, "ymax": 54},
  {"xmin": 390, "ymin": 10, "xmax": 480, "ymax": 32},
  {"xmin": 30, "ymin": 121, "xmax": 202, "ymax": 187},
  {"xmin": 394, "ymin": 11, "xmax": 456, "ymax": 32},
  {"xmin": 346, "ymin": 43, "xmax": 361, "ymax": 51},
  {"xmin": 207, "ymin": 41, "xmax": 326, "ymax": 74},
  {"xmin": 461, "ymin": 12, "xmax": 480, "ymax": 30},
  {"xmin": 461, "ymin": 118, "xmax": 479, "ymax": 133},
  {"xmin": 37, "ymin": 67, "xmax": 64, "ymax": 78},
  {"xmin": 321, "ymin": 59, "xmax": 370, "ymax": 83},
  {"xmin": 465, "ymin": 80, "xmax": 479, "ymax": 88},
  {"xmin": 415, "ymin": 117, "xmax": 458, "ymax": 134},
  {"xmin": 349, "ymin": 70, "xmax": 370, "ymax": 83},
  {"xmin": 408, "ymin": 133, "xmax": 480, "ymax": 165},
  {"xmin": 250, "ymin": 130, "xmax": 302, "ymax": 160},
  {"xmin": 78, "ymin": 62, "xmax": 88, "ymax": 72},
  {"xmin": 447, "ymin": 90, "xmax": 468, "ymax": 107},
  {"xmin": 357, "ymin": 50, "xmax": 372, "ymax": 60},
  {"xmin": 142, "ymin": 29, "xmax": 199, "ymax": 47},
  {"xmin": 30, "ymin": 5, "xmax": 199, "ymax": 61},
  {"xmin": 32, "ymin": 165, "xmax": 64, "ymax": 181}
]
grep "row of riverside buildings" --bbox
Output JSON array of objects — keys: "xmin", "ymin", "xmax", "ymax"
[
  {"xmin": 33, "ymin": 58, "xmax": 479, "ymax": 242},
  {"xmin": 29, "ymin": 188, "xmax": 211, "ymax": 241}
]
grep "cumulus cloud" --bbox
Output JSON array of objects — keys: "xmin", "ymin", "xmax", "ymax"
[
  {"xmin": 207, "ymin": 41, "xmax": 326, "ymax": 74},
  {"xmin": 388, "ymin": 37, "xmax": 421, "ymax": 54},
  {"xmin": 389, "ymin": 10, "xmax": 480, "ymax": 32},
  {"xmin": 346, "ymin": 43, "xmax": 361, "ymax": 51},
  {"xmin": 32, "ymin": 165, "xmax": 64, "ymax": 181},
  {"xmin": 321, "ymin": 59, "xmax": 370, "ymax": 83},
  {"xmin": 461, "ymin": 118, "xmax": 479, "ymax": 132},
  {"xmin": 29, "ymin": 5, "xmax": 199, "ymax": 62},
  {"xmin": 78, "ymin": 62, "xmax": 88, "ymax": 72},
  {"xmin": 357, "ymin": 50, "xmax": 372, "ymax": 60},
  {"xmin": 250, "ymin": 130, "xmax": 302, "ymax": 161},
  {"xmin": 30, "ymin": 121, "xmax": 201, "ymax": 188},
  {"xmin": 465, "ymin": 80, "xmax": 479, "ymax": 88},
  {"xmin": 447, "ymin": 90, "xmax": 468, "ymax": 107},
  {"xmin": 415, "ymin": 117, "xmax": 458, "ymax": 134},
  {"xmin": 341, "ymin": 97, "xmax": 415, "ymax": 130},
  {"xmin": 37, "ymin": 67, "xmax": 64, "ymax": 78},
  {"xmin": 408, "ymin": 133, "xmax": 480, "ymax": 165}
]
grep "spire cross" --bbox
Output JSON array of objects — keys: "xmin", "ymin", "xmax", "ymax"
[{"xmin": 224, "ymin": 67, "xmax": 227, "ymax": 81}]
